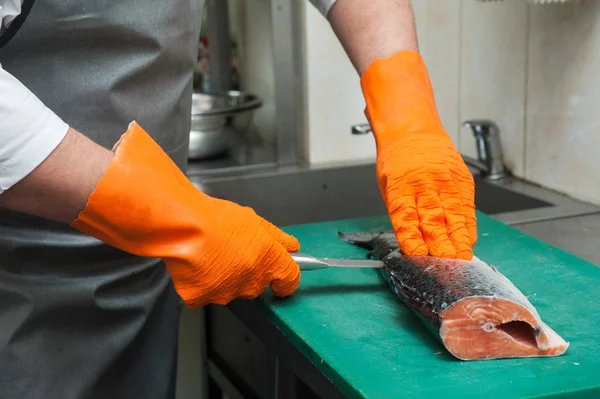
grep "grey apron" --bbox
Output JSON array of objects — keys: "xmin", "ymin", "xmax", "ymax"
[{"xmin": 0, "ymin": 0, "xmax": 204, "ymax": 398}]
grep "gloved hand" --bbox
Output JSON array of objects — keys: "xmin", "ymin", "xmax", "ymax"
[
  {"xmin": 361, "ymin": 50, "xmax": 476, "ymax": 260},
  {"xmin": 71, "ymin": 122, "xmax": 300, "ymax": 307}
]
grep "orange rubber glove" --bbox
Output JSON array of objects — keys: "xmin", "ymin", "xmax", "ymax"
[
  {"xmin": 71, "ymin": 122, "xmax": 300, "ymax": 308},
  {"xmin": 361, "ymin": 50, "xmax": 476, "ymax": 260}
]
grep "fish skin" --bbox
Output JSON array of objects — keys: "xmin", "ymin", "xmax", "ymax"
[{"xmin": 338, "ymin": 231, "xmax": 569, "ymax": 361}]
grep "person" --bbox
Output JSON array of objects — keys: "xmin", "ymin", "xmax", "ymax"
[{"xmin": 0, "ymin": 0, "xmax": 476, "ymax": 397}]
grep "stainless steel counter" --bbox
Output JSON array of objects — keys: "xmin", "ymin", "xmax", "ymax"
[{"xmin": 512, "ymin": 214, "xmax": 600, "ymax": 266}]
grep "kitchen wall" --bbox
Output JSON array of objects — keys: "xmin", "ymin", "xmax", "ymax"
[
  {"xmin": 235, "ymin": 0, "xmax": 600, "ymax": 204},
  {"xmin": 525, "ymin": 1, "xmax": 600, "ymax": 205},
  {"xmin": 303, "ymin": 3, "xmax": 376, "ymax": 164},
  {"xmin": 302, "ymin": 0, "xmax": 529, "ymax": 168},
  {"xmin": 302, "ymin": 0, "xmax": 600, "ymax": 204}
]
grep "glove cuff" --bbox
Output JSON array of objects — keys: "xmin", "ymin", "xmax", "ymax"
[
  {"xmin": 71, "ymin": 121, "xmax": 212, "ymax": 289},
  {"xmin": 360, "ymin": 50, "xmax": 445, "ymax": 149}
]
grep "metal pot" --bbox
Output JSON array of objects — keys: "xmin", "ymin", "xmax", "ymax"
[{"xmin": 188, "ymin": 91, "xmax": 262, "ymax": 160}]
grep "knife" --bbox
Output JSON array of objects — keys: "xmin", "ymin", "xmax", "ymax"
[{"xmin": 290, "ymin": 253, "xmax": 384, "ymax": 271}]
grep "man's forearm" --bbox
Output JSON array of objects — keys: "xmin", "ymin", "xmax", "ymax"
[
  {"xmin": 327, "ymin": 0, "xmax": 477, "ymax": 260},
  {"xmin": 0, "ymin": 128, "xmax": 113, "ymax": 223},
  {"xmin": 327, "ymin": 0, "xmax": 418, "ymax": 75}
]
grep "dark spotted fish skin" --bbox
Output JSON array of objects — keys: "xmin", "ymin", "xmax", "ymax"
[
  {"xmin": 338, "ymin": 231, "xmax": 540, "ymax": 330},
  {"xmin": 338, "ymin": 231, "xmax": 570, "ymax": 360}
]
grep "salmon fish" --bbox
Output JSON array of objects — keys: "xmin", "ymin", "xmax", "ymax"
[{"xmin": 338, "ymin": 231, "xmax": 569, "ymax": 361}]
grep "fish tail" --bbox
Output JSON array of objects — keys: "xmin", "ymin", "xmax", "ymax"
[{"xmin": 337, "ymin": 231, "xmax": 382, "ymax": 250}]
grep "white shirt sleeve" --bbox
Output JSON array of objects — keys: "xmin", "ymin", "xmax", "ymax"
[
  {"xmin": 0, "ymin": 65, "xmax": 69, "ymax": 193},
  {"xmin": 308, "ymin": 0, "xmax": 337, "ymax": 17},
  {"xmin": 0, "ymin": 0, "xmax": 23, "ymax": 32}
]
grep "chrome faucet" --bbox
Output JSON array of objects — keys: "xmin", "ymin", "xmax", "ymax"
[
  {"xmin": 462, "ymin": 119, "xmax": 507, "ymax": 180},
  {"xmin": 351, "ymin": 123, "xmax": 372, "ymax": 135},
  {"xmin": 350, "ymin": 119, "xmax": 507, "ymax": 180}
]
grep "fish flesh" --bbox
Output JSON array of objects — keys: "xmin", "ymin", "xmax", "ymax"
[{"xmin": 338, "ymin": 231, "xmax": 569, "ymax": 361}]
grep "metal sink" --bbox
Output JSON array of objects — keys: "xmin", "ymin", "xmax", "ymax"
[{"xmin": 188, "ymin": 162, "xmax": 600, "ymax": 227}]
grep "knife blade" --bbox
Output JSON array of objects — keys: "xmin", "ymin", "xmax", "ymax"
[{"xmin": 290, "ymin": 253, "xmax": 384, "ymax": 271}]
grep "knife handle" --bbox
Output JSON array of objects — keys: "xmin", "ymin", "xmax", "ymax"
[{"xmin": 290, "ymin": 253, "xmax": 329, "ymax": 271}]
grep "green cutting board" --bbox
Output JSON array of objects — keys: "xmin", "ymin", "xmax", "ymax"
[{"xmin": 254, "ymin": 211, "xmax": 600, "ymax": 399}]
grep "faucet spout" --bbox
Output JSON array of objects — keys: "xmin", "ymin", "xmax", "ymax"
[{"xmin": 462, "ymin": 119, "xmax": 507, "ymax": 180}]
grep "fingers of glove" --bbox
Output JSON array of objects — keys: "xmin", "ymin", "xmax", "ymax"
[
  {"xmin": 464, "ymin": 202, "xmax": 477, "ymax": 247},
  {"xmin": 376, "ymin": 169, "xmax": 390, "ymax": 204},
  {"xmin": 415, "ymin": 189, "xmax": 457, "ymax": 258},
  {"xmin": 267, "ymin": 242, "xmax": 301, "ymax": 297},
  {"xmin": 438, "ymin": 188, "xmax": 473, "ymax": 260},
  {"xmin": 259, "ymin": 217, "xmax": 300, "ymax": 252},
  {"xmin": 451, "ymin": 167, "xmax": 478, "ymax": 246},
  {"xmin": 196, "ymin": 248, "xmax": 291, "ymax": 304},
  {"xmin": 208, "ymin": 274, "xmax": 271, "ymax": 304},
  {"xmin": 460, "ymin": 182, "xmax": 478, "ymax": 246},
  {"xmin": 237, "ymin": 279, "xmax": 271, "ymax": 301},
  {"xmin": 387, "ymin": 196, "xmax": 428, "ymax": 256}
]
